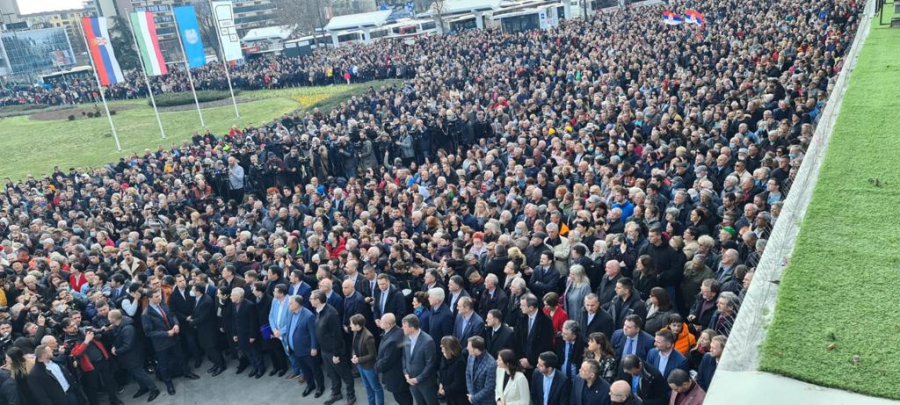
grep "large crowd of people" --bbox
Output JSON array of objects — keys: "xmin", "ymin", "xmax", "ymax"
[
  {"xmin": 0, "ymin": 0, "xmax": 862, "ymax": 404},
  {"xmin": 0, "ymin": 45, "xmax": 416, "ymax": 107}
]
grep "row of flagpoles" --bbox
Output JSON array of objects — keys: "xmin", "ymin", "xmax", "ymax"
[
  {"xmin": 79, "ymin": 2, "xmax": 244, "ymax": 152},
  {"xmin": 662, "ymin": 9, "xmax": 705, "ymax": 26}
]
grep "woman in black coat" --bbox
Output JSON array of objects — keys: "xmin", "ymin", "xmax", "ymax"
[{"xmin": 438, "ymin": 336, "xmax": 467, "ymax": 405}]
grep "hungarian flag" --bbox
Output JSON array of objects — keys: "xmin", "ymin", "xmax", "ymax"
[
  {"xmin": 82, "ymin": 17, "xmax": 125, "ymax": 86},
  {"xmin": 129, "ymin": 11, "xmax": 168, "ymax": 76}
]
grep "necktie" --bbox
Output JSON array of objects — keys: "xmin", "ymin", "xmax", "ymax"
[
  {"xmin": 528, "ymin": 316, "xmax": 535, "ymax": 336},
  {"xmin": 625, "ymin": 338, "xmax": 634, "ymax": 358},
  {"xmin": 380, "ymin": 290, "xmax": 388, "ymax": 314},
  {"xmin": 564, "ymin": 341, "xmax": 571, "ymax": 377},
  {"xmin": 158, "ymin": 306, "xmax": 170, "ymax": 329}
]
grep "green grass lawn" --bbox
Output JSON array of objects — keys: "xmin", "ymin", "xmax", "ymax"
[
  {"xmin": 0, "ymin": 81, "xmax": 399, "ymax": 180},
  {"xmin": 759, "ymin": 8, "xmax": 900, "ymax": 400}
]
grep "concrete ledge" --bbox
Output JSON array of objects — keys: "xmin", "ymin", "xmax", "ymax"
[
  {"xmin": 705, "ymin": 0, "xmax": 896, "ymax": 403},
  {"xmin": 709, "ymin": 370, "xmax": 899, "ymax": 405}
]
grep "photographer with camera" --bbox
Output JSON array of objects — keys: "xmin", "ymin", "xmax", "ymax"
[{"xmin": 61, "ymin": 317, "xmax": 122, "ymax": 405}]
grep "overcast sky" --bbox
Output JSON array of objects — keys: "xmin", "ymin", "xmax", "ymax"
[{"xmin": 16, "ymin": 0, "xmax": 87, "ymax": 15}]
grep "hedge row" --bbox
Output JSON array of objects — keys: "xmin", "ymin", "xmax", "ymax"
[{"xmin": 151, "ymin": 90, "xmax": 239, "ymax": 107}]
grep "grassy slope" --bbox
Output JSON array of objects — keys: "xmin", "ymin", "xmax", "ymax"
[
  {"xmin": 759, "ymin": 9, "xmax": 900, "ymax": 400},
  {"xmin": 0, "ymin": 81, "xmax": 399, "ymax": 180}
]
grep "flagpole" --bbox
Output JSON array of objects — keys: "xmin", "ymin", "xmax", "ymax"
[
  {"xmin": 172, "ymin": 10, "xmax": 206, "ymax": 128},
  {"xmin": 209, "ymin": 0, "xmax": 240, "ymax": 119},
  {"xmin": 127, "ymin": 13, "xmax": 166, "ymax": 140},
  {"xmin": 78, "ymin": 18, "xmax": 123, "ymax": 153}
]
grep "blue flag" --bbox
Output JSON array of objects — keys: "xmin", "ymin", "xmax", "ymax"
[{"xmin": 174, "ymin": 5, "xmax": 206, "ymax": 68}]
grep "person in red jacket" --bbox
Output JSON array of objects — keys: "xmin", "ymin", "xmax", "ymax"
[{"xmin": 61, "ymin": 318, "xmax": 123, "ymax": 405}]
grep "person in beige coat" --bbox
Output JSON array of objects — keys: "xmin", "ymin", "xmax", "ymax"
[{"xmin": 495, "ymin": 349, "xmax": 531, "ymax": 405}]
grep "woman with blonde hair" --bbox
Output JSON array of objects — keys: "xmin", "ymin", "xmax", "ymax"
[
  {"xmin": 563, "ymin": 265, "xmax": 591, "ymax": 323},
  {"xmin": 7, "ymin": 346, "xmax": 37, "ymax": 404}
]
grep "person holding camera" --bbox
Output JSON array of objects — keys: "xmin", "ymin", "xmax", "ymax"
[{"xmin": 61, "ymin": 317, "xmax": 122, "ymax": 405}]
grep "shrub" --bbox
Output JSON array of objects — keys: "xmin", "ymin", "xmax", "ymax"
[
  {"xmin": 109, "ymin": 110, "xmax": 116, "ymax": 116},
  {"xmin": 68, "ymin": 115, "xmax": 75, "ymax": 121},
  {"xmin": 153, "ymin": 90, "xmax": 239, "ymax": 107},
  {"xmin": 87, "ymin": 112, "xmax": 95, "ymax": 118},
  {"xmin": 81, "ymin": 111, "xmax": 86, "ymax": 116}
]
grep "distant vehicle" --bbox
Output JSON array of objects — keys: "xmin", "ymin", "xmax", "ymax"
[{"xmin": 40, "ymin": 66, "xmax": 93, "ymax": 86}]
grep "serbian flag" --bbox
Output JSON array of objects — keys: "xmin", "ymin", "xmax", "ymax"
[
  {"xmin": 662, "ymin": 11, "xmax": 683, "ymax": 25},
  {"xmin": 685, "ymin": 9, "xmax": 704, "ymax": 25},
  {"xmin": 82, "ymin": 17, "xmax": 125, "ymax": 86},
  {"xmin": 129, "ymin": 11, "xmax": 167, "ymax": 76}
]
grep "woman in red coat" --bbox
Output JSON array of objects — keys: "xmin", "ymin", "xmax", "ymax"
[{"xmin": 542, "ymin": 292, "xmax": 568, "ymax": 346}]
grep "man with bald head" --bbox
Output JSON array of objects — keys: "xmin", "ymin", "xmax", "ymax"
[
  {"xmin": 609, "ymin": 380, "xmax": 642, "ymax": 404},
  {"xmin": 341, "ymin": 279, "xmax": 370, "ymax": 335},
  {"xmin": 375, "ymin": 313, "xmax": 412, "ymax": 405},
  {"xmin": 319, "ymin": 278, "xmax": 344, "ymax": 320}
]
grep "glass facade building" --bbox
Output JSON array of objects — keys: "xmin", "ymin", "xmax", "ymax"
[{"xmin": 0, "ymin": 27, "xmax": 75, "ymax": 74}]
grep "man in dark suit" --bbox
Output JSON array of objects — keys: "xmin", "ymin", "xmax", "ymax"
[
  {"xmin": 374, "ymin": 273, "xmax": 406, "ymax": 327},
  {"xmin": 29, "ymin": 344, "xmax": 80, "ymax": 405},
  {"xmin": 477, "ymin": 274, "xmax": 508, "ymax": 320},
  {"xmin": 311, "ymin": 289, "xmax": 356, "ymax": 405},
  {"xmin": 452, "ymin": 296, "xmax": 484, "ymax": 346},
  {"xmin": 514, "ymin": 293, "xmax": 553, "ymax": 374},
  {"xmin": 528, "ymin": 251, "xmax": 560, "ymax": 299},
  {"xmin": 483, "ymin": 309, "xmax": 513, "ymax": 358},
  {"xmin": 108, "ymin": 309, "xmax": 159, "ymax": 401},
  {"xmin": 376, "ymin": 313, "xmax": 413, "ymax": 405},
  {"xmin": 252, "ymin": 281, "xmax": 287, "ymax": 377},
  {"xmin": 531, "ymin": 352, "xmax": 570, "ymax": 405},
  {"xmin": 189, "ymin": 282, "xmax": 226, "ymax": 375},
  {"xmin": 288, "ymin": 270, "xmax": 313, "ymax": 309},
  {"xmin": 143, "ymin": 288, "xmax": 200, "ymax": 395},
  {"xmin": 611, "ymin": 315, "xmax": 655, "ymax": 362},
  {"xmin": 424, "ymin": 288, "xmax": 453, "ymax": 348},
  {"xmin": 286, "ymin": 294, "xmax": 325, "ymax": 398},
  {"xmin": 619, "ymin": 355, "xmax": 668, "ymax": 405},
  {"xmin": 446, "ymin": 275, "xmax": 469, "ymax": 318},
  {"xmin": 580, "ymin": 293, "xmax": 614, "ymax": 341},
  {"xmin": 555, "ymin": 320, "xmax": 585, "ymax": 379},
  {"xmin": 230, "ymin": 287, "xmax": 265, "ymax": 378},
  {"xmin": 169, "ymin": 274, "xmax": 201, "ymax": 367},
  {"xmin": 571, "ymin": 359, "xmax": 611, "ymax": 405},
  {"xmin": 608, "ymin": 278, "xmax": 648, "ymax": 330},
  {"xmin": 401, "ymin": 314, "xmax": 438, "ymax": 405},
  {"xmin": 341, "ymin": 279, "xmax": 372, "ymax": 335},
  {"xmin": 320, "ymin": 278, "xmax": 345, "ymax": 320},
  {"xmin": 359, "ymin": 265, "xmax": 379, "ymax": 300},
  {"xmin": 646, "ymin": 330, "xmax": 689, "ymax": 381}
]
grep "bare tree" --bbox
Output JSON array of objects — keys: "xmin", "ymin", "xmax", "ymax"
[
  {"xmin": 192, "ymin": 0, "xmax": 221, "ymax": 61},
  {"xmin": 431, "ymin": 0, "xmax": 447, "ymax": 34},
  {"xmin": 271, "ymin": 0, "xmax": 323, "ymax": 34}
]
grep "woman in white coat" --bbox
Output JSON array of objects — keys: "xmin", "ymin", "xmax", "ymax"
[{"xmin": 495, "ymin": 349, "xmax": 531, "ymax": 405}]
